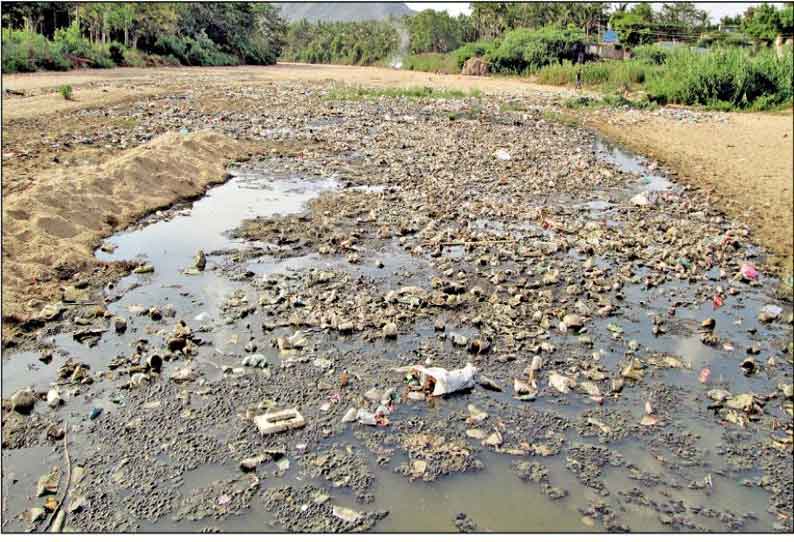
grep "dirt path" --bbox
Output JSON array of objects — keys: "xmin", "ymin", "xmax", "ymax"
[{"xmin": 2, "ymin": 63, "xmax": 792, "ymax": 339}]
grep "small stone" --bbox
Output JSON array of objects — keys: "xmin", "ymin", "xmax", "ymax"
[
  {"xmin": 133, "ymin": 263, "xmax": 154, "ymax": 274},
  {"xmin": 341, "ymin": 408, "xmax": 358, "ymax": 423},
  {"xmin": 193, "ymin": 250, "xmax": 206, "ymax": 271},
  {"xmin": 113, "ymin": 317, "xmax": 127, "ymax": 334},
  {"xmin": 29, "ymin": 507, "xmax": 46, "ymax": 524},
  {"xmin": 11, "ymin": 388, "xmax": 36, "ymax": 414},
  {"xmin": 46, "ymin": 389, "xmax": 62, "ymax": 408},
  {"xmin": 382, "ymin": 322, "xmax": 398, "ymax": 339}
]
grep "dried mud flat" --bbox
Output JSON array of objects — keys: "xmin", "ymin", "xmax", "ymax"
[{"xmin": 1, "ymin": 66, "xmax": 793, "ymax": 533}]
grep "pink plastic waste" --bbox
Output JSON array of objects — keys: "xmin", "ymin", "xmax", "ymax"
[{"xmin": 740, "ymin": 263, "xmax": 758, "ymax": 281}]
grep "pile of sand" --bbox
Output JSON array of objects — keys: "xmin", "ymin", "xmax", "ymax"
[{"xmin": 2, "ymin": 130, "xmax": 255, "ymax": 322}]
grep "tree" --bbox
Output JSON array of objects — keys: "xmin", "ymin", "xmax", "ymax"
[
  {"xmin": 743, "ymin": 3, "xmax": 783, "ymax": 42},
  {"xmin": 408, "ymin": 9, "xmax": 461, "ymax": 53}
]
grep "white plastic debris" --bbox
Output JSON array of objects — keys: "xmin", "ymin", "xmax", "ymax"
[
  {"xmin": 392, "ymin": 363, "xmax": 479, "ymax": 396},
  {"xmin": 494, "ymin": 149, "xmax": 511, "ymax": 161}
]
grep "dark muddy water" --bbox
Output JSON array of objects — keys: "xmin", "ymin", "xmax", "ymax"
[{"xmin": 2, "ymin": 138, "xmax": 791, "ymax": 533}]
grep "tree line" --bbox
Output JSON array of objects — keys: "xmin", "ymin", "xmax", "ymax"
[{"xmin": 2, "ymin": 2, "xmax": 286, "ymax": 72}]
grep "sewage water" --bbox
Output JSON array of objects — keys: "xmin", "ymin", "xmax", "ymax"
[{"xmin": 2, "ymin": 139, "xmax": 791, "ymax": 533}]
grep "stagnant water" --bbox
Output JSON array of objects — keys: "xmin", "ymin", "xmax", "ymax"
[{"xmin": 2, "ymin": 138, "xmax": 791, "ymax": 533}]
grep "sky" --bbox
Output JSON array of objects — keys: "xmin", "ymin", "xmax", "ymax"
[{"xmin": 404, "ymin": 2, "xmax": 776, "ymax": 22}]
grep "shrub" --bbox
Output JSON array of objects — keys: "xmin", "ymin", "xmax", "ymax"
[
  {"xmin": 59, "ymin": 84, "xmax": 73, "ymax": 100},
  {"xmin": 153, "ymin": 32, "xmax": 238, "ymax": 66},
  {"xmin": 632, "ymin": 44, "xmax": 669, "ymax": 65},
  {"xmin": 488, "ymin": 27, "xmax": 588, "ymax": 74},
  {"xmin": 452, "ymin": 40, "xmax": 496, "ymax": 69},
  {"xmin": 646, "ymin": 46, "xmax": 793, "ymax": 109},
  {"xmin": 2, "ymin": 28, "xmax": 71, "ymax": 72}
]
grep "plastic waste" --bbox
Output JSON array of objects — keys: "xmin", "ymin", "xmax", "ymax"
[
  {"xmin": 392, "ymin": 363, "xmax": 478, "ymax": 396},
  {"xmin": 740, "ymin": 262, "xmax": 758, "ymax": 281}
]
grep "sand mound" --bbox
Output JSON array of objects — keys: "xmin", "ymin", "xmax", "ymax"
[{"xmin": 2, "ymin": 130, "xmax": 255, "ymax": 322}]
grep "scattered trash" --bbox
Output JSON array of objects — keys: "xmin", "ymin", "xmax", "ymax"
[{"xmin": 254, "ymin": 408, "xmax": 306, "ymax": 435}]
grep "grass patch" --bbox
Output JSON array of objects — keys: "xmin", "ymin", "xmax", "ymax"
[
  {"xmin": 542, "ymin": 110, "xmax": 579, "ymax": 127},
  {"xmin": 326, "ymin": 85, "xmax": 482, "ymax": 101},
  {"xmin": 563, "ymin": 93, "xmax": 657, "ymax": 110},
  {"xmin": 401, "ymin": 53, "xmax": 458, "ymax": 74},
  {"xmin": 58, "ymin": 84, "xmax": 73, "ymax": 101}
]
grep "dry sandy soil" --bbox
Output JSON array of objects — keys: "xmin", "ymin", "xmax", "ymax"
[{"xmin": 2, "ymin": 63, "xmax": 792, "ymax": 338}]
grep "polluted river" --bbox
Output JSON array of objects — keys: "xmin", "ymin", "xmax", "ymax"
[{"xmin": 2, "ymin": 89, "xmax": 792, "ymax": 533}]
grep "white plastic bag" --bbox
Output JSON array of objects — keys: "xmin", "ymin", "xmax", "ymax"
[{"xmin": 394, "ymin": 363, "xmax": 479, "ymax": 396}]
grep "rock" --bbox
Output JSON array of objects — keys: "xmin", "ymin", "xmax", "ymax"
[
  {"xmin": 548, "ymin": 372, "xmax": 574, "ymax": 394},
  {"xmin": 243, "ymin": 354, "xmax": 268, "ymax": 368},
  {"xmin": 240, "ymin": 455, "xmax": 267, "ymax": 472},
  {"xmin": 39, "ymin": 303, "xmax": 65, "ymax": 321},
  {"xmin": 466, "ymin": 404, "xmax": 488, "ymax": 423},
  {"xmin": 193, "ymin": 250, "xmax": 206, "ymax": 271},
  {"xmin": 47, "ymin": 423, "xmax": 65, "ymax": 441},
  {"xmin": 382, "ymin": 322, "xmax": 398, "ymax": 339},
  {"xmin": 466, "ymin": 428, "xmax": 487, "ymax": 439},
  {"xmin": 413, "ymin": 460, "xmax": 427, "ymax": 476},
  {"xmin": 36, "ymin": 471, "xmax": 59, "ymax": 497},
  {"xmin": 562, "ymin": 314, "xmax": 585, "ymax": 330},
  {"xmin": 478, "ymin": 376, "xmax": 502, "ymax": 392},
  {"xmin": 46, "ymin": 389, "xmax": 62, "ymax": 408},
  {"xmin": 28, "ymin": 507, "xmax": 46, "ymax": 524},
  {"xmin": 130, "ymin": 373, "xmax": 149, "ymax": 388},
  {"xmin": 434, "ymin": 318, "xmax": 446, "ymax": 331},
  {"xmin": 170, "ymin": 366, "xmax": 196, "ymax": 383},
  {"xmin": 332, "ymin": 506, "xmax": 363, "ymax": 523},
  {"xmin": 341, "ymin": 407, "xmax": 358, "ymax": 423},
  {"xmin": 707, "ymin": 389, "xmax": 732, "ymax": 402},
  {"xmin": 11, "ymin": 388, "xmax": 36, "ymax": 414},
  {"xmin": 113, "ymin": 317, "xmax": 127, "ymax": 334},
  {"xmin": 701, "ymin": 317, "xmax": 716, "ymax": 330},
  {"xmin": 67, "ymin": 495, "xmax": 87, "ymax": 513},
  {"xmin": 461, "ymin": 56, "xmax": 489, "ymax": 76},
  {"xmin": 133, "ymin": 263, "xmax": 154, "ymax": 274},
  {"xmin": 630, "ymin": 192, "xmax": 652, "ymax": 206},
  {"xmin": 484, "ymin": 432, "xmax": 503, "ymax": 447},
  {"xmin": 449, "ymin": 333, "xmax": 468, "ymax": 347},
  {"xmin": 146, "ymin": 354, "xmax": 163, "ymax": 372}
]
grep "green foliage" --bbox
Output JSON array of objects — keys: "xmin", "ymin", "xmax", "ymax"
[
  {"xmin": 645, "ymin": 46, "xmax": 793, "ymax": 110},
  {"xmin": 326, "ymin": 85, "xmax": 481, "ymax": 101},
  {"xmin": 742, "ymin": 3, "xmax": 785, "ymax": 42},
  {"xmin": 1, "ymin": 27, "xmax": 70, "ymax": 72},
  {"xmin": 1, "ymin": 2, "xmax": 286, "ymax": 72},
  {"xmin": 408, "ymin": 9, "xmax": 462, "ymax": 53},
  {"xmin": 59, "ymin": 84, "xmax": 73, "ymax": 100},
  {"xmin": 536, "ymin": 59, "xmax": 654, "ymax": 90},
  {"xmin": 452, "ymin": 40, "xmax": 497, "ymax": 69},
  {"xmin": 632, "ymin": 45, "xmax": 669, "ymax": 65},
  {"xmin": 402, "ymin": 53, "xmax": 458, "ymax": 74},
  {"xmin": 487, "ymin": 27, "xmax": 588, "ymax": 74},
  {"xmin": 281, "ymin": 20, "xmax": 398, "ymax": 65}
]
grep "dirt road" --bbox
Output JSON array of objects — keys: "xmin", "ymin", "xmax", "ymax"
[{"xmin": 2, "ymin": 63, "xmax": 792, "ymax": 334}]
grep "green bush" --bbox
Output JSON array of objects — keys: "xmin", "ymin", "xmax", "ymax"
[
  {"xmin": 632, "ymin": 44, "xmax": 669, "ymax": 65},
  {"xmin": 645, "ymin": 46, "xmax": 793, "ymax": 109},
  {"xmin": 2, "ymin": 28, "xmax": 71, "ymax": 72},
  {"xmin": 488, "ymin": 27, "xmax": 587, "ymax": 74},
  {"xmin": 53, "ymin": 22, "xmax": 116, "ymax": 69},
  {"xmin": 452, "ymin": 40, "xmax": 496, "ymax": 69},
  {"xmin": 59, "ymin": 84, "xmax": 73, "ymax": 100},
  {"xmin": 153, "ymin": 33, "xmax": 238, "ymax": 66}
]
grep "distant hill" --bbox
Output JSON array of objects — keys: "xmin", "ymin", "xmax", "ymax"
[{"xmin": 272, "ymin": 2, "xmax": 414, "ymax": 23}]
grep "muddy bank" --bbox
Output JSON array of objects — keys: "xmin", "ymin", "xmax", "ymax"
[
  {"xmin": 583, "ymin": 111, "xmax": 794, "ymax": 277},
  {"xmin": 2, "ymin": 131, "xmax": 262, "ymax": 343}
]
